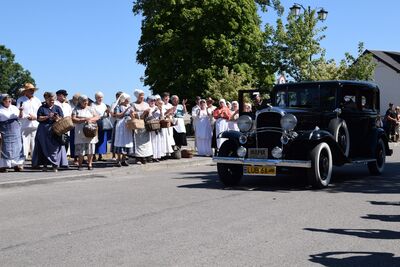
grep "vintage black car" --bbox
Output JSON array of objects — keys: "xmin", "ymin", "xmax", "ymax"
[{"xmin": 213, "ymin": 81, "xmax": 393, "ymax": 188}]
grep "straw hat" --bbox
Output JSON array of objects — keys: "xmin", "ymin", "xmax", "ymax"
[{"xmin": 21, "ymin": 83, "xmax": 38, "ymax": 92}]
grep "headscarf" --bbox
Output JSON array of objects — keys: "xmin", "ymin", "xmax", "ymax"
[
  {"xmin": 134, "ymin": 89, "xmax": 144, "ymax": 99},
  {"xmin": 116, "ymin": 93, "xmax": 130, "ymax": 105},
  {"xmin": 219, "ymin": 99, "xmax": 226, "ymax": 106},
  {"xmin": 0, "ymin": 94, "xmax": 9, "ymax": 106}
]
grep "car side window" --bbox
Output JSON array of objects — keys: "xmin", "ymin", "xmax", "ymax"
[
  {"xmin": 343, "ymin": 95, "xmax": 357, "ymax": 110},
  {"xmin": 340, "ymin": 86, "xmax": 358, "ymax": 111},
  {"xmin": 320, "ymin": 87, "xmax": 336, "ymax": 111},
  {"xmin": 360, "ymin": 89, "xmax": 375, "ymax": 112}
]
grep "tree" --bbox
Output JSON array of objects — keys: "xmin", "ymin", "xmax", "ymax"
[
  {"xmin": 0, "ymin": 45, "xmax": 35, "ymax": 98},
  {"xmin": 133, "ymin": 0, "xmax": 281, "ymax": 100},
  {"xmin": 264, "ymin": 8, "xmax": 327, "ymax": 82},
  {"xmin": 339, "ymin": 42, "xmax": 376, "ymax": 81},
  {"xmin": 264, "ymin": 11, "xmax": 376, "ymax": 82},
  {"xmin": 204, "ymin": 66, "xmax": 253, "ymax": 101}
]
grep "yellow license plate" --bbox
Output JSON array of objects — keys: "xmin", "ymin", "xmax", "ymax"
[{"xmin": 244, "ymin": 166, "xmax": 276, "ymax": 176}]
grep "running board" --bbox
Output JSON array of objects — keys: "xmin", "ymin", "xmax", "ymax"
[{"xmin": 346, "ymin": 158, "xmax": 376, "ymax": 165}]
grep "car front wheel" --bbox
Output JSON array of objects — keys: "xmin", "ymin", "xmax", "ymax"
[
  {"xmin": 217, "ymin": 140, "xmax": 243, "ymax": 186},
  {"xmin": 367, "ymin": 138, "xmax": 386, "ymax": 175},
  {"xmin": 307, "ymin": 142, "xmax": 333, "ymax": 189}
]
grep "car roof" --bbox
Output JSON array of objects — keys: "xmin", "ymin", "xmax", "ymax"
[{"xmin": 273, "ymin": 80, "xmax": 379, "ymax": 91}]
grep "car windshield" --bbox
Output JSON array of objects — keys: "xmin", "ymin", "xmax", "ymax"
[{"xmin": 274, "ymin": 86, "xmax": 336, "ymax": 110}]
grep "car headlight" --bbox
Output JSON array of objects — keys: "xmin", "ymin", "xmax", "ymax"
[
  {"xmin": 280, "ymin": 114, "xmax": 297, "ymax": 131},
  {"xmin": 237, "ymin": 115, "xmax": 253, "ymax": 132},
  {"xmin": 271, "ymin": 147, "xmax": 283, "ymax": 159},
  {"xmin": 237, "ymin": 146, "xmax": 247, "ymax": 157}
]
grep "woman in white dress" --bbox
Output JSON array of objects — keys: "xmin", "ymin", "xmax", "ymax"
[
  {"xmin": 213, "ymin": 99, "xmax": 231, "ymax": 149},
  {"xmin": 113, "ymin": 93, "xmax": 135, "ymax": 167},
  {"xmin": 133, "ymin": 89, "xmax": 153, "ymax": 164},
  {"xmin": 193, "ymin": 99, "xmax": 213, "ymax": 156},
  {"xmin": 228, "ymin": 101, "xmax": 240, "ymax": 131},
  {"xmin": 92, "ymin": 91, "xmax": 110, "ymax": 161},
  {"xmin": 160, "ymin": 93, "xmax": 175, "ymax": 157},
  {"xmin": 71, "ymin": 95, "xmax": 100, "ymax": 170},
  {"xmin": 147, "ymin": 96, "xmax": 165, "ymax": 162}
]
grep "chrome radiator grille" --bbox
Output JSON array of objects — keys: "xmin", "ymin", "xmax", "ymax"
[{"xmin": 256, "ymin": 112, "xmax": 282, "ymax": 151}]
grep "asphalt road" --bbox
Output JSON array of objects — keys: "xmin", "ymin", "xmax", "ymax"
[{"xmin": 1, "ymin": 151, "xmax": 400, "ymax": 266}]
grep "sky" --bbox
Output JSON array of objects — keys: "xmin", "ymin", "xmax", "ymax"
[{"xmin": 1, "ymin": 0, "xmax": 399, "ymax": 104}]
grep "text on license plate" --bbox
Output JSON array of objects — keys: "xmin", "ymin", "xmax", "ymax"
[
  {"xmin": 244, "ymin": 166, "xmax": 276, "ymax": 176},
  {"xmin": 248, "ymin": 148, "xmax": 268, "ymax": 159}
]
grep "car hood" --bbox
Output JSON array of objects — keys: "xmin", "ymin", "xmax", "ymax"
[{"xmin": 257, "ymin": 106, "xmax": 321, "ymax": 131}]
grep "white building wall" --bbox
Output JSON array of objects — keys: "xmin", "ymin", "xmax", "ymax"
[{"xmin": 373, "ymin": 59, "xmax": 400, "ymax": 114}]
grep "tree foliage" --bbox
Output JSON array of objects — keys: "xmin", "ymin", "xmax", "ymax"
[
  {"xmin": 133, "ymin": 0, "xmax": 281, "ymax": 100},
  {"xmin": 204, "ymin": 66, "xmax": 253, "ymax": 101},
  {"xmin": 0, "ymin": 45, "xmax": 35, "ymax": 98},
  {"xmin": 338, "ymin": 42, "xmax": 376, "ymax": 81},
  {"xmin": 264, "ymin": 8, "xmax": 327, "ymax": 82}
]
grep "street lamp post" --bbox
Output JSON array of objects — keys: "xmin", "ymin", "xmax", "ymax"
[{"xmin": 289, "ymin": 3, "xmax": 328, "ymax": 80}]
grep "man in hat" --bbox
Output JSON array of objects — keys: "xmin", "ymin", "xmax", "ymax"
[
  {"xmin": 55, "ymin": 89, "xmax": 72, "ymax": 117},
  {"xmin": 16, "ymin": 83, "xmax": 42, "ymax": 160}
]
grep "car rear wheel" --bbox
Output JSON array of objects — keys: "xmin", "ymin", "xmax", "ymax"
[
  {"xmin": 217, "ymin": 141, "xmax": 243, "ymax": 186},
  {"xmin": 307, "ymin": 142, "xmax": 333, "ymax": 189},
  {"xmin": 367, "ymin": 138, "xmax": 386, "ymax": 175}
]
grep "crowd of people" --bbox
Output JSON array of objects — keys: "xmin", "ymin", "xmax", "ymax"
[{"xmin": 0, "ymin": 83, "xmax": 242, "ymax": 173}]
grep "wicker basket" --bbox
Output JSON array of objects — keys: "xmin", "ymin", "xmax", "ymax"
[
  {"xmin": 160, "ymin": 119, "xmax": 171, "ymax": 128},
  {"xmin": 83, "ymin": 122, "xmax": 98, "ymax": 138},
  {"xmin": 146, "ymin": 120, "xmax": 160, "ymax": 131},
  {"xmin": 126, "ymin": 118, "xmax": 145, "ymax": 130},
  {"xmin": 52, "ymin": 116, "xmax": 74, "ymax": 136},
  {"xmin": 181, "ymin": 149, "xmax": 194, "ymax": 158}
]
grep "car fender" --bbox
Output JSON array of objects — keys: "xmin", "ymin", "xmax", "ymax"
[
  {"xmin": 220, "ymin": 130, "xmax": 242, "ymax": 147},
  {"xmin": 292, "ymin": 129, "xmax": 349, "ymax": 165},
  {"xmin": 371, "ymin": 127, "xmax": 393, "ymax": 156}
]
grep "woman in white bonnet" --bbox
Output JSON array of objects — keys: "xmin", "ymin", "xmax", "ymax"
[
  {"xmin": 147, "ymin": 95, "xmax": 165, "ymax": 162},
  {"xmin": 113, "ymin": 93, "xmax": 135, "ymax": 167},
  {"xmin": 193, "ymin": 99, "xmax": 213, "ymax": 156},
  {"xmin": 132, "ymin": 89, "xmax": 153, "ymax": 164}
]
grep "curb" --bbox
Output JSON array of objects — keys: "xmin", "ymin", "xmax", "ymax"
[{"xmin": 0, "ymin": 157, "xmax": 213, "ymax": 189}]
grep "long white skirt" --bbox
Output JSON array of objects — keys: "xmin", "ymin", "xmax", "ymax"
[
  {"xmin": 161, "ymin": 127, "xmax": 175, "ymax": 155},
  {"xmin": 196, "ymin": 137, "xmax": 212, "ymax": 156},
  {"xmin": 134, "ymin": 129, "xmax": 153, "ymax": 157},
  {"xmin": 150, "ymin": 131, "xmax": 165, "ymax": 159}
]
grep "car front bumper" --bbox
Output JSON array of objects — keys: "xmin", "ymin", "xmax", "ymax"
[{"xmin": 212, "ymin": 157, "xmax": 312, "ymax": 168}]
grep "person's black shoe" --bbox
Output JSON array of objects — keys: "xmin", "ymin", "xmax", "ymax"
[
  {"xmin": 121, "ymin": 161, "xmax": 129, "ymax": 166},
  {"xmin": 115, "ymin": 161, "xmax": 122, "ymax": 167}
]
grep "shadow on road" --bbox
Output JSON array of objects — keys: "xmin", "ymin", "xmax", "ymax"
[
  {"xmin": 309, "ymin": 251, "xmax": 400, "ymax": 267},
  {"xmin": 361, "ymin": 214, "xmax": 400, "ymax": 222},
  {"xmin": 369, "ymin": 201, "xmax": 400, "ymax": 206},
  {"xmin": 176, "ymin": 171, "xmax": 311, "ymax": 192},
  {"xmin": 304, "ymin": 228, "xmax": 400, "ymax": 239},
  {"xmin": 177, "ymin": 162, "xmax": 400, "ymax": 194}
]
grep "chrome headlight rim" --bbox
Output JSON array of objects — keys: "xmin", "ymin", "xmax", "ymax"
[
  {"xmin": 236, "ymin": 146, "xmax": 247, "ymax": 158},
  {"xmin": 271, "ymin": 146, "xmax": 283, "ymax": 159},
  {"xmin": 239, "ymin": 134, "xmax": 248, "ymax": 145},
  {"xmin": 280, "ymin": 114, "xmax": 297, "ymax": 132},
  {"xmin": 237, "ymin": 115, "xmax": 253, "ymax": 132}
]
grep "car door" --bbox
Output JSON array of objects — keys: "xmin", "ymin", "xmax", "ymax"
[{"xmin": 339, "ymin": 84, "xmax": 364, "ymax": 158}]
